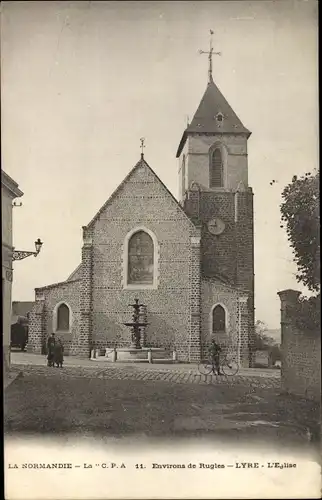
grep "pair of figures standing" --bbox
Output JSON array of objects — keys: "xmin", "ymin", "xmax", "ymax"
[{"xmin": 47, "ymin": 333, "xmax": 64, "ymax": 368}]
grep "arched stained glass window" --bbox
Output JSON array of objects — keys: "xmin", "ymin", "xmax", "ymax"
[
  {"xmin": 212, "ymin": 305, "xmax": 226, "ymax": 333},
  {"xmin": 57, "ymin": 303, "xmax": 70, "ymax": 331},
  {"xmin": 128, "ymin": 231, "xmax": 154, "ymax": 285},
  {"xmin": 210, "ymin": 148, "xmax": 223, "ymax": 188}
]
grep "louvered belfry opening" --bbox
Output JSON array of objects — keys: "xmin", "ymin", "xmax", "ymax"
[{"xmin": 210, "ymin": 148, "xmax": 223, "ymax": 188}]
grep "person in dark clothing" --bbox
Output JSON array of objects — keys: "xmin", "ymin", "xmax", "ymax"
[
  {"xmin": 47, "ymin": 333, "xmax": 56, "ymax": 367},
  {"xmin": 53, "ymin": 338, "xmax": 64, "ymax": 368},
  {"xmin": 208, "ymin": 339, "xmax": 222, "ymax": 375}
]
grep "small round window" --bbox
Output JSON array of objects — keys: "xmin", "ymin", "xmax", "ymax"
[{"xmin": 216, "ymin": 113, "xmax": 224, "ymax": 123}]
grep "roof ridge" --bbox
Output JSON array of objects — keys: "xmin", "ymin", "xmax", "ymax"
[
  {"xmin": 86, "ymin": 157, "xmax": 197, "ymax": 230},
  {"xmin": 86, "ymin": 158, "xmax": 146, "ymax": 228},
  {"xmin": 35, "ymin": 278, "xmax": 81, "ymax": 291}
]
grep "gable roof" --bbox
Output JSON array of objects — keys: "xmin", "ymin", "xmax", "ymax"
[
  {"xmin": 176, "ymin": 80, "xmax": 251, "ymax": 157},
  {"xmin": 67, "ymin": 263, "xmax": 82, "ymax": 281},
  {"xmin": 86, "ymin": 156, "xmax": 196, "ymax": 229},
  {"xmin": 35, "ymin": 278, "xmax": 81, "ymax": 292}
]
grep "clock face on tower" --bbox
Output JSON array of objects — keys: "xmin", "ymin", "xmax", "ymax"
[{"xmin": 207, "ymin": 217, "xmax": 225, "ymax": 235}]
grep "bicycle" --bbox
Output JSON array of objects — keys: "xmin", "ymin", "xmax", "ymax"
[{"xmin": 198, "ymin": 352, "xmax": 239, "ymax": 377}]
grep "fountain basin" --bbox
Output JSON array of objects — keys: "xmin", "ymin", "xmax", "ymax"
[
  {"xmin": 108, "ymin": 347, "xmax": 168, "ymax": 361},
  {"xmin": 123, "ymin": 322, "xmax": 149, "ymax": 328}
]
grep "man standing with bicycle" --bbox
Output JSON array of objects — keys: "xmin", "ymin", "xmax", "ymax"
[{"xmin": 208, "ymin": 339, "xmax": 223, "ymax": 375}]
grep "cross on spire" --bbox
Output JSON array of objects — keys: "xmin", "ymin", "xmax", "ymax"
[
  {"xmin": 140, "ymin": 137, "xmax": 145, "ymax": 158},
  {"xmin": 199, "ymin": 30, "xmax": 221, "ymax": 83}
]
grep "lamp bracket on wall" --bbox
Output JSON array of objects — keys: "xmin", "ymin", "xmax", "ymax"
[{"xmin": 12, "ymin": 238, "xmax": 43, "ymax": 261}]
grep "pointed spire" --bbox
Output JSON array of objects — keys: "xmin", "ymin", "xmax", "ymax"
[
  {"xmin": 176, "ymin": 33, "xmax": 251, "ymax": 157},
  {"xmin": 186, "ymin": 81, "xmax": 250, "ymax": 135},
  {"xmin": 176, "ymin": 81, "xmax": 251, "ymax": 158}
]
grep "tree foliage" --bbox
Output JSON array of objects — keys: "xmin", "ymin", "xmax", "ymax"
[
  {"xmin": 280, "ymin": 172, "xmax": 320, "ymax": 292},
  {"xmin": 290, "ymin": 293, "xmax": 321, "ymax": 333},
  {"xmin": 254, "ymin": 320, "xmax": 276, "ymax": 350},
  {"xmin": 254, "ymin": 320, "xmax": 281, "ymax": 365}
]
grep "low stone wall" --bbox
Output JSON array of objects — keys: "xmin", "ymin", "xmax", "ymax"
[{"xmin": 278, "ymin": 289, "xmax": 321, "ymax": 401}]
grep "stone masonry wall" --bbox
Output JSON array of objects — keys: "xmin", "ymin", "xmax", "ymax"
[
  {"xmin": 28, "ymin": 299, "xmax": 45, "ymax": 354},
  {"xmin": 67, "ymin": 264, "xmax": 82, "ymax": 281},
  {"xmin": 278, "ymin": 289, "xmax": 321, "ymax": 401},
  {"xmin": 28, "ymin": 279, "xmax": 81, "ymax": 355},
  {"xmin": 185, "ymin": 134, "xmax": 248, "ymax": 192},
  {"xmin": 88, "ymin": 161, "xmax": 200, "ymax": 362},
  {"xmin": 200, "ymin": 191, "xmax": 236, "ymax": 283},
  {"xmin": 237, "ymin": 296, "xmax": 250, "ymax": 367},
  {"xmin": 180, "ymin": 132, "xmax": 254, "ymax": 365},
  {"xmin": 79, "ymin": 235, "xmax": 93, "ymax": 357},
  {"xmin": 184, "ymin": 189, "xmax": 254, "ymax": 366},
  {"xmin": 189, "ymin": 232, "xmax": 202, "ymax": 362},
  {"xmin": 201, "ymin": 278, "xmax": 239, "ymax": 356},
  {"xmin": 235, "ymin": 189, "xmax": 255, "ymax": 365},
  {"xmin": 201, "ymin": 278, "xmax": 249, "ymax": 366}
]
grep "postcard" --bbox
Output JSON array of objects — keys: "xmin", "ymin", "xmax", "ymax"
[{"xmin": 2, "ymin": 1, "xmax": 320, "ymax": 498}]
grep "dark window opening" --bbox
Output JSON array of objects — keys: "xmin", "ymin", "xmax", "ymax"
[
  {"xmin": 57, "ymin": 303, "xmax": 70, "ymax": 331},
  {"xmin": 212, "ymin": 305, "xmax": 226, "ymax": 333}
]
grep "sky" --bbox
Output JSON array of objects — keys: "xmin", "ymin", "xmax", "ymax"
[{"xmin": 1, "ymin": 0, "xmax": 318, "ymax": 328}]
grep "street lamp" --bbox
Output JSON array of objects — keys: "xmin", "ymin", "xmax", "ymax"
[
  {"xmin": 34, "ymin": 238, "xmax": 43, "ymax": 254},
  {"xmin": 12, "ymin": 238, "xmax": 43, "ymax": 261}
]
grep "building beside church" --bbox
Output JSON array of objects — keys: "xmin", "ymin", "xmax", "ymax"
[
  {"xmin": 2, "ymin": 170, "xmax": 24, "ymax": 375},
  {"xmin": 12, "ymin": 301, "xmax": 35, "ymax": 325},
  {"xmin": 28, "ymin": 64, "xmax": 255, "ymax": 366}
]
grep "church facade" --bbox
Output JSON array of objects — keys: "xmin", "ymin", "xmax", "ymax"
[{"xmin": 28, "ymin": 71, "xmax": 255, "ymax": 366}]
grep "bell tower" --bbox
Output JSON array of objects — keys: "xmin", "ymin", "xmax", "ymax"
[
  {"xmin": 176, "ymin": 33, "xmax": 255, "ymax": 365},
  {"xmin": 177, "ymin": 32, "xmax": 251, "ymax": 200}
]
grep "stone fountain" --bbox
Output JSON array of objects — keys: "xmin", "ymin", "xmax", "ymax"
[
  {"xmin": 90, "ymin": 298, "xmax": 175, "ymax": 363},
  {"xmin": 123, "ymin": 298, "xmax": 148, "ymax": 349},
  {"xmin": 107, "ymin": 298, "xmax": 168, "ymax": 361}
]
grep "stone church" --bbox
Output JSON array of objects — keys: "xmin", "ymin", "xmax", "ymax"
[{"xmin": 29, "ymin": 65, "xmax": 255, "ymax": 366}]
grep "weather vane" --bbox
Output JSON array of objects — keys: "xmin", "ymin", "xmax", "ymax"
[
  {"xmin": 198, "ymin": 30, "xmax": 222, "ymax": 83},
  {"xmin": 140, "ymin": 137, "xmax": 145, "ymax": 158}
]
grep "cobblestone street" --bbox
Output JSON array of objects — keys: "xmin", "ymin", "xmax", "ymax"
[
  {"xmin": 12, "ymin": 363, "xmax": 281, "ymax": 389},
  {"xmin": 5, "ymin": 352, "xmax": 319, "ymax": 456},
  {"xmin": 10, "ymin": 352, "xmax": 281, "ymax": 389}
]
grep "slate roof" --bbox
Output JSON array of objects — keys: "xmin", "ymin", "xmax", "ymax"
[{"xmin": 176, "ymin": 79, "xmax": 251, "ymax": 157}]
